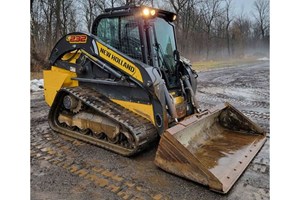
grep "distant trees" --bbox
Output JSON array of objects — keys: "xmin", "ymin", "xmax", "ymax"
[
  {"xmin": 200, "ymin": 0, "xmax": 224, "ymax": 59},
  {"xmin": 253, "ymin": 0, "xmax": 269, "ymax": 39},
  {"xmin": 231, "ymin": 11, "xmax": 252, "ymax": 57},
  {"xmin": 30, "ymin": 0, "xmax": 79, "ymax": 71},
  {"xmin": 164, "ymin": 0, "xmax": 269, "ymax": 60},
  {"xmin": 30, "ymin": 0, "xmax": 270, "ymax": 71},
  {"xmin": 81, "ymin": 0, "xmax": 106, "ymax": 31},
  {"xmin": 224, "ymin": 0, "xmax": 233, "ymax": 56},
  {"xmin": 253, "ymin": 0, "xmax": 270, "ymax": 50}
]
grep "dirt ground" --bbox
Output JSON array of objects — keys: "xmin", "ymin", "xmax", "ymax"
[{"xmin": 31, "ymin": 61, "xmax": 269, "ymax": 200}]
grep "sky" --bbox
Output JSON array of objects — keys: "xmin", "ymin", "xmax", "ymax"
[
  {"xmin": 232, "ymin": 0, "xmax": 256, "ymax": 16},
  {"xmin": 154, "ymin": 0, "xmax": 259, "ymax": 19}
]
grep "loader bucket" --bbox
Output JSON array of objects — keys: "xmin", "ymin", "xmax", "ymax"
[{"xmin": 154, "ymin": 103, "xmax": 266, "ymax": 193}]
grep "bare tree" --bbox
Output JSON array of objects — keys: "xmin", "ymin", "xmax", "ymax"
[
  {"xmin": 176, "ymin": 0, "xmax": 199, "ymax": 54},
  {"xmin": 231, "ymin": 10, "xmax": 252, "ymax": 57},
  {"xmin": 253, "ymin": 0, "xmax": 269, "ymax": 40},
  {"xmin": 80, "ymin": 0, "xmax": 106, "ymax": 31},
  {"xmin": 166, "ymin": 0, "xmax": 189, "ymax": 27},
  {"xmin": 224, "ymin": 0, "xmax": 233, "ymax": 56},
  {"xmin": 115, "ymin": 0, "xmax": 153, "ymax": 6},
  {"xmin": 31, "ymin": 0, "xmax": 79, "ymax": 71},
  {"xmin": 31, "ymin": 0, "xmax": 48, "ymax": 71},
  {"xmin": 200, "ymin": 0, "xmax": 224, "ymax": 59},
  {"xmin": 61, "ymin": 0, "xmax": 75, "ymax": 35}
]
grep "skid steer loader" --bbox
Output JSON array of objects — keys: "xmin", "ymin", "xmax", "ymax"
[{"xmin": 43, "ymin": 5, "xmax": 266, "ymax": 193}]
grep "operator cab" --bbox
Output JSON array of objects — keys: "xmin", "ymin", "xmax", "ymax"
[{"xmin": 91, "ymin": 5, "xmax": 180, "ymax": 89}]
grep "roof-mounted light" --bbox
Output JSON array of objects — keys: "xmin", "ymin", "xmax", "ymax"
[
  {"xmin": 172, "ymin": 15, "xmax": 177, "ymax": 21},
  {"xmin": 143, "ymin": 8, "xmax": 150, "ymax": 16},
  {"xmin": 150, "ymin": 10, "xmax": 156, "ymax": 16},
  {"xmin": 142, "ymin": 8, "xmax": 156, "ymax": 18}
]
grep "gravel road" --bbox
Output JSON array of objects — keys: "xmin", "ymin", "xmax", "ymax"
[{"xmin": 31, "ymin": 61, "xmax": 269, "ymax": 200}]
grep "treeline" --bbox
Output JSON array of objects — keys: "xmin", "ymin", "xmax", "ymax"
[{"xmin": 30, "ymin": 0, "xmax": 269, "ymax": 71}]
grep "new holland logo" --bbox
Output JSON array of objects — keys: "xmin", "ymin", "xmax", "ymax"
[
  {"xmin": 100, "ymin": 48, "xmax": 136, "ymax": 74},
  {"xmin": 66, "ymin": 35, "xmax": 87, "ymax": 44}
]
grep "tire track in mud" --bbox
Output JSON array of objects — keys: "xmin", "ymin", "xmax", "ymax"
[
  {"xmin": 31, "ymin": 126, "xmax": 169, "ymax": 200},
  {"xmin": 31, "ymin": 63, "xmax": 270, "ymax": 200},
  {"xmin": 241, "ymin": 110, "xmax": 270, "ymax": 121},
  {"xmin": 198, "ymin": 93, "xmax": 269, "ymax": 109},
  {"xmin": 230, "ymin": 183, "xmax": 269, "ymax": 200}
]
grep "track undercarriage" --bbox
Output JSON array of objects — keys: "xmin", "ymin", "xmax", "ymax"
[{"xmin": 48, "ymin": 86, "xmax": 158, "ymax": 156}]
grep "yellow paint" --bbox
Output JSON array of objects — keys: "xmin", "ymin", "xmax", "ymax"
[
  {"xmin": 43, "ymin": 66, "xmax": 78, "ymax": 106},
  {"xmin": 61, "ymin": 50, "xmax": 81, "ymax": 64},
  {"xmin": 80, "ymin": 49, "xmax": 98, "ymax": 62},
  {"xmin": 111, "ymin": 99, "xmax": 155, "ymax": 124},
  {"xmin": 173, "ymin": 96, "xmax": 184, "ymax": 105},
  {"xmin": 96, "ymin": 42, "xmax": 143, "ymax": 83}
]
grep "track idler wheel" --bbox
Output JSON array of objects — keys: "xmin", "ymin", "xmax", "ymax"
[{"xmin": 63, "ymin": 95, "xmax": 82, "ymax": 113}]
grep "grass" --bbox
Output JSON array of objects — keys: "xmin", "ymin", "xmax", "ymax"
[{"xmin": 192, "ymin": 57, "xmax": 263, "ymax": 71}]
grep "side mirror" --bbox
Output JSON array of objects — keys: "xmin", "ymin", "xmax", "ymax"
[{"xmin": 173, "ymin": 50, "xmax": 180, "ymax": 62}]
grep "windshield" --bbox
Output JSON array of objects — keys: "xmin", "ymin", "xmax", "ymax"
[{"xmin": 153, "ymin": 18, "xmax": 177, "ymax": 72}]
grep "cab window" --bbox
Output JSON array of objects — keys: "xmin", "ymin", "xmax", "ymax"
[{"xmin": 96, "ymin": 16, "xmax": 143, "ymax": 62}]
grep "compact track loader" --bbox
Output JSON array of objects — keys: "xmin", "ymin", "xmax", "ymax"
[{"xmin": 43, "ymin": 5, "xmax": 266, "ymax": 193}]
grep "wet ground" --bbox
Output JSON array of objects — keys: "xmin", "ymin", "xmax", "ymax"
[{"xmin": 31, "ymin": 61, "xmax": 269, "ymax": 200}]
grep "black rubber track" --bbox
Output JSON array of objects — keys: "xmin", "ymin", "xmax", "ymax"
[{"xmin": 48, "ymin": 86, "xmax": 158, "ymax": 156}]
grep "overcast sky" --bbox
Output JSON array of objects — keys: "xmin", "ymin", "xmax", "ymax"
[
  {"xmin": 155, "ymin": 0, "xmax": 259, "ymax": 18},
  {"xmin": 232, "ymin": 0, "xmax": 256, "ymax": 16}
]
